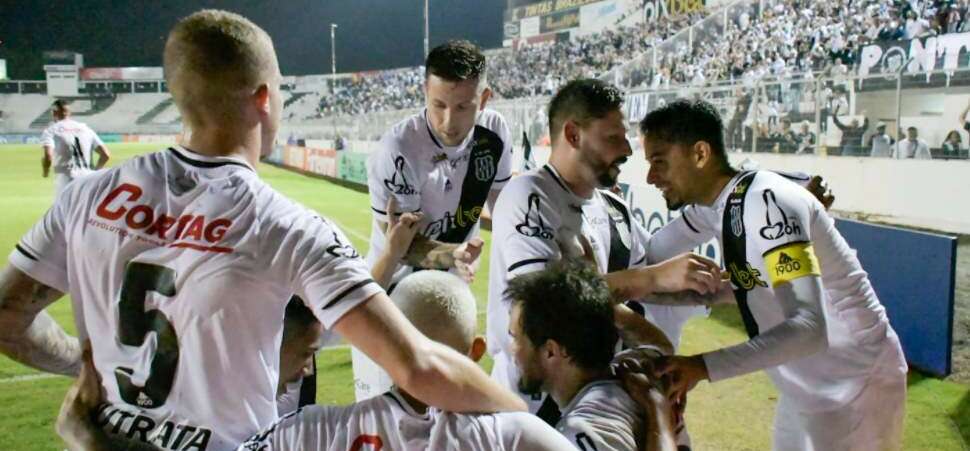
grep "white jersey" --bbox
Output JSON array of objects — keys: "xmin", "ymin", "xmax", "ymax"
[
  {"xmin": 40, "ymin": 118, "xmax": 104, "ymax": 175},
  {"xmin": 652, "ymin": 170, "xmax": 906, "ymax": 412},
  {"xmin": 237, "ymin": 387, "xmax": 576, "ymax": 451},
  {"xmin": 366, "ymin": 109, "xmax": 513, "ymax": 287},
  {"xmin": 487, "ymin": 165, "xmax": 702, "ymax": 380},
  {"xmin": 9, "ymin": 146, "xmax": 381, "ymax": 450},
  {"xmin": 557, "ymin": 380, "xmax": 643, "ymax": 451}
]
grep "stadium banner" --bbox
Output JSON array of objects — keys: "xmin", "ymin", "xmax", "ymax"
[
  {"xmin": 579, "ymin": 0, "xmax": 621, "ymax": 33},
  {"xmin": 0, "ymin": 134, "xmax": 41, "ymax": 144},
  {"xmin": 338, "ymin": 151, "xmax": 369, "ymax": 185},
  {"xmin": 306, "ymin": 147, "xmax": 338, "ymax": 177},
  {"xmin": 857, "ymin": 31, "xmax": 970, "ymax": 78},
  {"xmin": 283, "ymin": 145, "xmax": 307, "ymax": 171},
  {"xmin": 100, "ymin": 133, "xmax": 123, "ymax": 143},
  {"xmin": 506, "ymin": 0, "xmax": 600, "ymax": 21},
  {"xmin": 834, "ymin": 219, "xmax": 956, "ymax": 377},
  {"xmin": 520, "ymin": 16, "xmax": 541, "ymax": 38},
  {"xmin": 80, "ymin": 67, "xmax": 164, "ymax": 81},
  {"xmin": 540, "ymin": 9, "xmax": 581, "ymax": 33}
]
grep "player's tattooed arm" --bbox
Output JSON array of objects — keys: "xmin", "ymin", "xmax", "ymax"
[
  {"xmin": 642, "ymin": 280, "xmax": 735, "ymax": 307},
  {"xmin": 613, "ymin": 303, "xmax": 674, "ymax": 355},
  {"xmin": 0, "ymin": 265, "xmax": 81, "ymax": 376},
  {"xmin": 403, "ymin": 234, "xmax": 484, "ymax": 283}
]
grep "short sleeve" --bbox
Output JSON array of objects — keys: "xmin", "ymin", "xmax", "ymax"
[
  {"xmin": 491, "ymin": 116, "xmax": 514, "ymax": 189},
  {"xmin": 269, "ymin": 208, "xmax": 383, "ymax": 329},
  {"xmin": 89, "ymin": 126, "xmax": 105, "ymax": 148},
  {"xmin": 494, "ymin": 180, "xmax": 563, "ymax": 278},
  {"xmin": 367, "ymin": 136, "xmax": 422, "ymax": 220},
  {"xmin": 40, "ymin": 127, "xmax": 54, "ymax": 148},
  {"xmin": 749, "ymin": 187, "xmax": 820, "ymax": 287},
  {"xmin": 8, "ymin": 189, "xmax": 72, "ymax": 292}
]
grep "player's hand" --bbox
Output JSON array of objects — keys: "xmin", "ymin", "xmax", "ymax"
[
  {"xmin": 615, "ymin": 358, "xmax": 667, "ymax": 410},
  {"xmin": 385, "ymin": 197, "xmax": 423, "ymax": 261},
  {"xmin": 653, "ymin": 355, "xmax": 709, "ymax": 402},
  {"xmin": 453, "ymin": 237, "xmax": 484, "ymax": 284},
  {"xmin": 805, "ymin": 175, "xmax": 835, "ymax": 210},
  {"xmin": 644, "ymin": 253, "xmax": 722, "ymax": 296},
  {"xmin": 56, "ymin": 342, "xmax": 105, "ymax": 451}
]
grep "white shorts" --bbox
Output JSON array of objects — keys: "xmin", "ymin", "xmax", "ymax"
[
  {"xmin": 772, "ymin": 340, "xmax": 907, "ymax": 451},
  {"xmin": 350, "ymin": 346, "xmax": 393, "ymax": 402}
]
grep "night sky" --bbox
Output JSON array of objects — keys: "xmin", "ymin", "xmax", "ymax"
[{"xmin": 0, "ymin": 0, "xmax": 505, "ymax": 79}]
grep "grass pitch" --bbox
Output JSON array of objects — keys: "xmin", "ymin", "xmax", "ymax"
[{"xmin": 0, "ymin": 143, "xmax": 966, "ymax": 450}]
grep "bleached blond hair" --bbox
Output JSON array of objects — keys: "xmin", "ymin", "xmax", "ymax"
[{"xmin": 390, "ymin": 271, "xmax": 477, "ymax": 352}]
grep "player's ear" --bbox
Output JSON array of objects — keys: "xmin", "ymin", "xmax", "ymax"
[
  {"xmin": 468, "ymin": 336, "xmax": 487, "ymax": 363},
  {"xmin": 692, "ymin": 140, "xmax": 712, "ymax": 169},
  {"xmin": 253, "ymin": 84, "xmax": 271, "ymax": 116},
  {"xmin": 563, "ymin": 121, "xmax": 581, "ymax": 149},
  {"xmin": 478, "ymin": 86, "xmax": 492, "ymax": 111}
]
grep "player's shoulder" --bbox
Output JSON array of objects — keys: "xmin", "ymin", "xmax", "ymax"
[
  {"xmin": 565, "ymin": 380, "xmax": 639, "ymax": 419},
  {"xmin": 377, "ymin": 110, "xmax": 428, "ymax": 156},
  {"xmin": 500, "ymin": 166, "xmax": 556, "ymax": 195},
  {"xmin": 749, "ymin": 170, "xmax": 817, "ymax": 208},
  {"xmin": 476, "ymin": 108, "xmax": 511, "ymax": 133}
]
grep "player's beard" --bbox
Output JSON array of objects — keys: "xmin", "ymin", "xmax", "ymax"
[
  {"xmin": 590, "ymin": 154, "xmax": 627, "ymax": 189},
  {"xmin": 517, "ymin": 374, "xmax": 543, "ymax": 397}
]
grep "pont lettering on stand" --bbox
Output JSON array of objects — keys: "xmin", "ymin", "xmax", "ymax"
[{"xmin": 93, "ymin": 183, "xmax": 235, "ymax": 253}]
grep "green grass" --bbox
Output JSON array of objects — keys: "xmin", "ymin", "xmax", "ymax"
[{"xmin": 0, "ymin": 143, "xmax": 967, "ymax": 450}]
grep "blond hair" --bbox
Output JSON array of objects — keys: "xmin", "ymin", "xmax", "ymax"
[
  {"xmin": 390, "ymin": 271, "xmax": 477, "ymax": 352},
  {"xmin": 163, "ymin": 9, "xmax": 278, "ymax": 127}
]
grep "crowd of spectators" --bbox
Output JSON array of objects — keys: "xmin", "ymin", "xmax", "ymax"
[
  {"xmin": 649, "ymin": 0, "xmax": 970, "ymax": 89},
  {"xmin": 308, "ymin": 0, "xmax": 970, "ymax": 119}
]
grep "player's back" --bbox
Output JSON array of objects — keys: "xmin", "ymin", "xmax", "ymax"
[
  {"xmin": 14, "ymin": 145, "xmax": 379, "ymax": 450},
  {"xmin": 40, "ymin": 118, "xmax": 101, "ymax": 175},
  {"xmin": 556, "ymin": 379, "xmax": 643, "ymax": 451},
  {"xmin": 237, "ymin": 387, "xmax": 576, "ymax": 451}
]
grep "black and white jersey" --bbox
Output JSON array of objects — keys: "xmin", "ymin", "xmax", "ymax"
[
  {"xmin": 650, "ymin": 170, "xmax": 906, "ymax": 412},
  {"xmin": 237, "ymin": 387, "xmax": 576, "ymax": 451},
  {"xmin": 9, "ymin": 146, "xmax": 381, "ymax": 450},
  {"xmin": 40, "ymin": 118, "xmax": 104, "ymax": 175},
  {"xmin": 366, "ymin": 109, "xmax": 513, "ymax": 285}
]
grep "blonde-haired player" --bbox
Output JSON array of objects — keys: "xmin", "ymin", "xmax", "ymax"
[
  {"xmin": 235, "ymin": 270, "xmax": 576, "ymax": 451},
  {"xmin": 1, "ymin": 9, "xmax": 522, "ymax": 451},
  {"xmin": 40, "ymin": 99, "xmax": 111, "ymax": 192}
]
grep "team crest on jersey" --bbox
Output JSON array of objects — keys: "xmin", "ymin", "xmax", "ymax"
[
  {"xmin": 759, "ymin": 190, "xmax": 802, "ymax": 240},
  {"xmin": 384, "ymin": 156, "xmax": 417, "ymax": 195},
  {"xmin": 515, "ymin": 193, "xmax": 554, "ymax": 239},
  {"xmin": 473, "ymin": 154, "xmax": 495, "ymax": 182},
  {"xmin": 730, "ymin": 205, "xmax": 743, "ymax": 237}
]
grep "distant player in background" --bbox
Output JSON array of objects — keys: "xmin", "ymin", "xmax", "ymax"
[{"xmin": 40, "ymin": 99, "xmax": 111, "ymax": 192}]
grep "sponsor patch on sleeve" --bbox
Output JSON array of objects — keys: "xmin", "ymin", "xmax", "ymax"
[{"xmin": 763, "ymin": 241, "xmax": 820, "ymax": 287}]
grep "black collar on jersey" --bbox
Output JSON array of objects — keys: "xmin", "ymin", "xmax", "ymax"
[
  {"xmin": 542, "ymin": 164, "xmax": 570, "ymax": 194},
  {"xmin": 423, "ymin": 109, "xmax": 443, "ymax": 149},
  {"xmin": 168, "ymin": 147, "xmax": 254, "ymax": 172}
]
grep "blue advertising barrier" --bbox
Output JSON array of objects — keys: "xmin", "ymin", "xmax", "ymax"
[{"xmin": 835, "ymin": 218, "xmax": 957, "ymax": 377}]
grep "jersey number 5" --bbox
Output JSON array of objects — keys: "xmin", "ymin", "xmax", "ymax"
[{"xmin": 115, "ymin": 262, "xmax": 180, "ymax": 409}]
